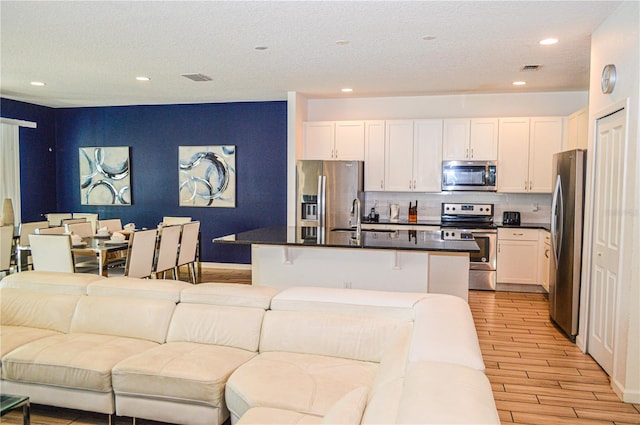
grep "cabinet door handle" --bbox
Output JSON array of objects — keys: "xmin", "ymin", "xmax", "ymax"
[
  {"xmin": 545, "ymin": 249, "xmax": 550, "ymax": 258},
  {"xmin": 380, "ymin": 180, "xmax": 384, "ymax": 189},
  {"xmin": 413, "ymin": 180, "xmax": 416, "ymax": 189},
  {"xmin": 470, "ymin": 148, "xmax": 474, "ymax": 158},
  {"xmin": 465, "ymin": 148, "xmax": 469, "ymax": 158},
  {"xmin": 513, "ymin": 232, "xmax": 524, "ymax": 236},
  {"xmin": 525, "ymin": 181, "xmax": 528, "ymax": 190},
  {"xmin": 409, "ymin": 180, "xmax": 412, "ymax": 189},
  {"xmin": 334, "ymin": 149, "xmax": 337, "ymax": 159}
]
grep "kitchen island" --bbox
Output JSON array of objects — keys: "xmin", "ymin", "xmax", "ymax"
[{"xmin": 214, "ymin": 226, "xmax": 479, "ymax": 300}]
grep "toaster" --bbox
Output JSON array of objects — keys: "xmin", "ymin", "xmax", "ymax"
[{"xmin": 503, "ymin": 211, "xmax": 521, "ymax": 225}]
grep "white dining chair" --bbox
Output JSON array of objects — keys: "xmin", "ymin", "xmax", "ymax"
[
  {"xmin": 61, "ymin": 218, "xmax": 87, "ymax": 226},
  {"xmin": 153, "ymin": 225, "xmax": 182, "ymax": 279},
  {"xmin": 66, "ymin": 221, "xmax": 94, "ymax": 238},
  {"xmin": 163, "ymin": 216, "xmax": 191, "ymax": 225},
  {"xmin": 0, "ymin": 225, "xmax": 14, "ymax": 274},
  {"xmin": 122, "ymin": 228, "xmax": 158, "ymax": 279},
  {"xmin": 35, "ymin": 226, "xmax": 66, "ymax": 235},
  {"xmin": 175, "ymin": 221, "xmax": 200, "ymax": 283},
  {"xmin": 28, "ymin": 234, "xmax": 75, "ymax": 273},
  {"xmin": 73, "ymin": 213, "xmax": 99, "ymax": 234},
  {"xmin": 16, "ymin": 220, "xmax": 49, "ymax": 271},
  {"xmin": 46, "ymin": 213, "xmax": 72, "ymax": 226},
  {"xmin": 98, "ymin": 218, "xmax": 123, "ymax": 233}
]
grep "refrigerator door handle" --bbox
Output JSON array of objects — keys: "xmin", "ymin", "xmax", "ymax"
[
  {"xmin": 317, "ymin": 175, "xmax": 326, "ymax": 228},
  {"xmin": 550, "ymin": 175, "xmax": 563, "ymax": 264}
]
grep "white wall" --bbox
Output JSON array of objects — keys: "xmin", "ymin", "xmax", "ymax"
[
  {"xmin": 306, "ymin": 91, "xmax": 587, "ymax": 121},
  {"xmin": 580, "ymin": 0, "xmax": 639, "ymax": 403}
]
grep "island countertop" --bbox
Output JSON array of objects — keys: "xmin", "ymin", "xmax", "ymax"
[{"xmin": 214, "ymin": 226, "xmax": 479, "ymax": 253}]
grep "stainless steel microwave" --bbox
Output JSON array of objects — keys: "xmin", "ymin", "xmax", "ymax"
[{"xmin": 442, "ymin": 160, "xmax": 497, "ymax": 191}]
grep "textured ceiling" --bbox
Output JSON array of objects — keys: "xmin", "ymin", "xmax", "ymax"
[{"xmin": 0, "ymin": 1, "xmax": 621, "ymax": 108}]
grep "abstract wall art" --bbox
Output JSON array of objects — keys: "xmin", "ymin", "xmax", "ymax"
[
  {"xmin": 79, "ymin": 146, "xmax": 131, "ymax": 205},
  {"xmin": 179, "ymin": 145, "xmax": 236, "ymax": 207}
]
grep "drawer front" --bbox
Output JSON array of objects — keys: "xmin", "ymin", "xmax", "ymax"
[{"xmin": 498, "ymin": 227, "xmax": 539, "ymax": 241}]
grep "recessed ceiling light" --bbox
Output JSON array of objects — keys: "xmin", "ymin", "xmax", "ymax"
[
  {"xmin": 539, "ymin": 38, "xmax": 558, "ymax": 45},
  {"xmin": 336, "ymin": 40, "xmax": 350, "ymax": 46},
  {"xmin": 136, "ymin": 76, "xmax": 151, "ymax": 81},
  {"xmin": 422, "ymin": 35, "xmax": 437, "ymax": 41},
  {"xmin": 341, "ymin": 88, "xmax": 353, "ymax": 93},
  {"xmin": 255, "ymin": 46, "xmax": 268, "ymax": 51},
  {"xmin": 513, "ymin": 81, "xmax": 527, "ymax": 86},
  {"xmin": 30, "ymin": 81, "xmax": 46, "ymax": 86}
]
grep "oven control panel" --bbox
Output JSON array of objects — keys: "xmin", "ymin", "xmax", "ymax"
[
  {"xmin": 441, "ymin": 230, "xmax": 474, "ymax": 240},
  {"xmin": 442, "ymin": 203, "xmax": 493, "ymax": 217}
]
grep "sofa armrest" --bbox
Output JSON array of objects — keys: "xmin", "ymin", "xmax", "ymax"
[{"xmin": 408, "ymin": 294, "xmax": 485, "ymax": 371}]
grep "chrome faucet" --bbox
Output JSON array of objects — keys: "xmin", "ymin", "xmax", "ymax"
[{"xmin": 351, "ymin": 198, "xmax": 362, "ymax": 239}]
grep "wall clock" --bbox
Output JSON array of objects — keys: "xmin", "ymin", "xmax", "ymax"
[{"xmin": 601, "ymin": 64, "xmax": 617, "ymax": 94}]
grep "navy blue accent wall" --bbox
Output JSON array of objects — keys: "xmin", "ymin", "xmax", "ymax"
[
  {"xmin": 1, "ymin": 98, "xmax": 57, "ymax": 221},
  {"xmin": 55, "ymin": 102, "xmax": 287, "ymax": 263}
]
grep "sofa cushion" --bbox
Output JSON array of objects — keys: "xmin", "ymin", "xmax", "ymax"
[
  {"xmin": 2, "ymin": 333, "xmax": 158, "ymax": 392},
  {"xmin": 0, "ymin": 326, "xmax": 62, "ymax": 358},
  {"xmin": 0, "ymin": 270, "xmax": 104, "ymax": 294},
  {"xmin": 0, "ymin": 288, "xmax": 80, "ymax": 333},
  {"xmin": 259, "ymin": 310, "xmax": 406, "ymax": 363},
  {"xmin": 87, "ymin": 277, "xmax": 191, "ymax": 302},
  {"xmin": 396, "ymin": 362, "xmax": 500, "ymax": 424},
  {"xmin": 70, "ymin": 296, "xmax": 176, "ymax": 343},
  {"xmin": 167, "ymin": 303, "xmax": 266, "ymax": 352},
  {"xmin": 113, "ymin": 341, "xmax": 257, "ymax": 408},
  {"xmin": 225, "ymin": 351, "xmax": 378, "ymax": 419},
  {"xmin": 237, "ymin": 407, "xmax": 321, "ymax": 425},
  {"xmin": 180, "ymin": 283, "xmax": 278, "ymax": 309},
  {"xmin": 271, "ymin": 287, "xmax": 426, "ymax": 320},
  {"xmin": 321, "ymin": 386, "xmax": 368, "ymax": 425}
]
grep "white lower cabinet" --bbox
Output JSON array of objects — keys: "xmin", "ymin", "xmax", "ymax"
[
  {"xmin": 540, "ymin": 230, "xmax": 551, "ymax": 292},
  {"xmin": 497, "ymin": 228, "xmax": 540, "ymax": 285}
]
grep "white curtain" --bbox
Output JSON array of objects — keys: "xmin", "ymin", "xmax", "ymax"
[{"xmin": 0, "ymin": 123, "xmax": 21, "ymax": 223}]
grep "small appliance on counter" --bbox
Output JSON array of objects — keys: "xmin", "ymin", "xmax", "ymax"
[
  {"xmin": 502, "ymin": 211, "xmax": 521, "ymax": 226},
  {"xmin": 389, "ymin": 204, "xmax": 400, "ymax": 221},
  {"xmin": 408, "ymin": 200, "xmax": 418, "ymax": 223}
]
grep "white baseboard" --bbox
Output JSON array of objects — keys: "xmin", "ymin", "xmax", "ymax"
[{"xmin": 199, "ymin": 262, "xmax": 252, "ymax": 271}]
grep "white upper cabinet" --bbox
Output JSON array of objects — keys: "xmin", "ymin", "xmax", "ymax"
[
  {"xmin": 443, "ymin": 118, "xmax": 498, "ymax": 160},
  {"xmin": 497, "ymin": 117, "xmax": 562, "ymax": 193},
  {"xmin": 385, "ymin": 120, "xmax": 442, "ymax": 192},
  {"xmin": 364, "ymin": 121, "xmax": 386, "ymax": 191},
  {"xmin": 385, "ymin": 120, "xmax": 415, "ymax": 191},
  {"xmin": 303, "ymin": 121, "xmax": 365, "ymax": 160},
  {"xmin": 565, "ymin": 107, "xmax": 589, "ymax": 150},
  {"xmin": 529, "ymin": 117, "xmax": 563, "ymax": 192},
  {"xmin": 469, "ymin": 118, "xmax": 499, "ymax": 160},
  {"xmin": 413, "ymin": 120, "xmax": 443, "ymax": 192},
  {"xmin": 442, "ymin": 119, "xmax": 470, "ymax": 160}
]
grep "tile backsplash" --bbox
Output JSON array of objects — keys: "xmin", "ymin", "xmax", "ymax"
[{"xmin": 363, "ymin": 192, "xmax": 552, "ymax": 223}]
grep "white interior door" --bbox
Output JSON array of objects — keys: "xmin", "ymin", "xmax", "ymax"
[{"xmin": 588, "ymin": 109, "xmax": 626, "ymax": 375}]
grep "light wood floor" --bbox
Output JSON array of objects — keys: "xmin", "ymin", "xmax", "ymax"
[{"xmin": 2, "ymin": 268, "xmax": 639, "ymax": 425}]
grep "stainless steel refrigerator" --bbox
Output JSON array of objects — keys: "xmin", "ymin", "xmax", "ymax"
[
  {"xmin": 296, "ymin": 160, "xmax": 364, "ymax": 240},
  {"xmin": 549, "ymin": 149, "xmax": 586, "ymax": 341}
]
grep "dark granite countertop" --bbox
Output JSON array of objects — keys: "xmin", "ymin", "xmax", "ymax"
[
  {"xmin": 361, "ymin": 219, "xmax": 442, "ymax": 227},
  {"xmin": 214, "ymin": 226, "xmax": 479, "ymax": 253}
]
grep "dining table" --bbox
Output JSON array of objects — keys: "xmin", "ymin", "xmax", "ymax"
[{"xmin": 71, "ymin": 236, "xmax": 129, "ymax": 276}]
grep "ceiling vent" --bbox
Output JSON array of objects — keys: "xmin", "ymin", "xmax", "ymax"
[
  {"xmin": 181, "ymin": 73, "xmax": 213, "ymax": 82},
  {"xmin": 520, "ymin": 65, "xmax": 542, "ymax": 72}
]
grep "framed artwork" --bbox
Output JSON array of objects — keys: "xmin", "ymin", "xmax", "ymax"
[
  {"xmin": 79, "ymin": 146, "xmax": 131, "ymax": 205},
  {"xmin": 179, "ymin": 145, "xmax": 236, "ymax": 207}
]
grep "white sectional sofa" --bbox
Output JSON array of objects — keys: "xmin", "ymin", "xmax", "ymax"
[{"xmin": 0, "ymin": 271, "xmax": 499, "ymax": 425}]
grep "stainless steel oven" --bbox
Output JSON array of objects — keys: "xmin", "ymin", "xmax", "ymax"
[{"xmin": 441, "ymin": 203, "xmax": 497, "ymax": 290}]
